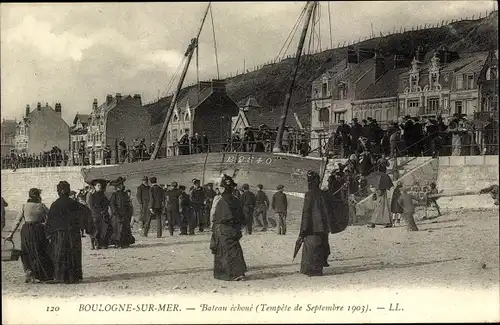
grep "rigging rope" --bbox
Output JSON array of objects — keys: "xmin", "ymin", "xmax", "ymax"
[
  {"xmin": 161, "ymin": 56, "xmax": 187, "ymax": 98},
  {"xmin": 209, "ymin": 4, "xmax": 220, "ymax": 79},
  {"xmin": 317, "ymin": 2, "xmax": 321, "ymax": 52}
]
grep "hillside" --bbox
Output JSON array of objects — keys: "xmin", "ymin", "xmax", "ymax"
[{"xmin": 146, "ymin": 11, "xmax": 498, "ymax": 128}]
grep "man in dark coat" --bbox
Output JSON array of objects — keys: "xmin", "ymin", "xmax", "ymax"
[
  {"xmin": 254, "ymin": 184, "xmax": 270, "ymax": 230},
  {"xmin": 145, "ymin": 176, "xmax": 164, "ymax": 238},
  {"xmin": 272, "ymin": 184, "xmax": 288, "ymax": 235},
  {"xmin": 179, "ymin": 185, "xmax": 196, "ymax": 235},
  {"xmin": 165, "ymin": 181, "xmax": 182, "ymax": 236},
  {"xmin": 136, "ymin": 176, "xmax": 150, "ymax": 230},
  {"xmin": 240, "ymin": 184, "xmax": 256, "ymax": 235},
  {"xmin": 299, "ymin": 171, "xmax": 331, "ymax": 276},
  {"xmin": 349, "ymin": 118, "xmax": 363, "ymax": 154},
  {"xmin": 1, "ymin": 197, "xmax": 8, "ymax": 230},
  {"xmin": 190, "ymin": 179, "xmax": 206, "ymax": 232}
]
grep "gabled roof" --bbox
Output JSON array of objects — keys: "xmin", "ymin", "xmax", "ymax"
[
  {"xmin": 455, "ymin": 52, "xmax": 489, "ymax": 74},
  {"xmin": 24, "ymin": 104, "xmax": 68, "ymax": 126},
  {"xmin": 176, "ymin": 85, "xmax": 212, "ymax": 110},
  {"xmin": 73, "ymin": 113, "xmax": 90, "ymax": 125},
  {"xmin": 399, "ymin": 51, "xmax": 490, "ymax": 76},
  {"xmin": 242, "ymin": 107, "xmax": 301, "ymax": 129},
  {"xmin": 357, "ymin": 67, "xmax": 408, "ymax": 100}
]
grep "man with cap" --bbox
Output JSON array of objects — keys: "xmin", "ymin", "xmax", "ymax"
[
  {"xmin": 165, "ymin": 181, "xmax": 182, "ymax": 236},
  {"xmin": 145, "ymin": 176, "xmax": 165, "ymax": 238},
  {"xmin": 240, "ymin": 184, "xmax": 256, "ymax": 235},
  {"xmin": 190, "ymin": 178, "xmax": 206, "ymax": 232},
  {"xmin": 254, "ymin": 184, "xmax": 270, "ymax": 231},
  {"xmin": 272, "ymin": 184, "xmax": 288, "ymax": 235},
  {"xmin": 136, "ymin": 176, "xmax": 150, "ymax": 231},
  {"xmin": 179, "ymin": 185, "xmax": 196, "ymax": 235}
]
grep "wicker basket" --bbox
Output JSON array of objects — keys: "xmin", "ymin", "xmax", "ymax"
[{"xmin": 2, "ymin": 239, "xmax": 21, "ymax": 262}]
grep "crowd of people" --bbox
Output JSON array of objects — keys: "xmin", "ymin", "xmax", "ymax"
[
  {"xmin": 325, "ymin": 114, "xmax": 499, "ymax": 160},
  {"xmin": 2, "ymin": 168, "xmax": 498, "ymax": 283},
  {"xmin": 2, "ymin": 147, "xmax": 69, "ymax": 171}
]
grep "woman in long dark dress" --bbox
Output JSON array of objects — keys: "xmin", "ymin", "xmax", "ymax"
[
  {"xmin": 87, "ymin": 180, "xmax": 111, "ymax": 249},
  {"xmin": 210, "ymin": 174, "xmax": 248, "ymax": 281},
  {"xmin": 6, "ymin": 188, "xmax": 54, "ymax": 283},
  {"xmin": 45, "ymin": 181, "xmax": 88, "ymax": 284},
  {"xmin": 299, "ymin": 171, "xmax": 331, "ymax": 277},
  {"xmin": 109, "ymin": 178, "xmax": 135, "ymax": 248}
]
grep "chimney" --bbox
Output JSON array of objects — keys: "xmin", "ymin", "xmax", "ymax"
[
  {"xmin": 393, "ymin": 54, "xmax": 406, "ymax": 69},
  {"xmin": 93, "ymin": 98, "xmax": 98, "ymax": 110},
  {"xmin": 211, "ymin": 79, "xmax": 226, "ymax": 93},
  {"xmin": 437, "ymin": 46, "xmax": 459, "ymax": 65},
  {"xmin": 25, "ymin": 104, "xmax": 30, "ymax": 117},
  {"xmin": 358, "ymin": 48, "xmax": 376, "ymax": 62},
  {"xmin": 133, "ymin": 94, "xmax": 142, "ymax": 103},
  {"xmin": 115, "ymin": 93, "xmax": 122, "ymax": 102},
  {"xmin": 37, "ymin": 102, "xmax": 41, "ymax": 110},
  {"xmin": 106, "ymin": 94, "xmax": 113, "ymax": 105},
  {"xmin": 374, "ymin": 52, "xmax": 385, "ymax": 81},
  {"xmin": 415, "ymin": 46, "xmax": 427, "ymax": 62},
  {"xmin": 347, "ymin": 47, "xmax": 358, "ymax": 65},
  {"xmin": 55, "ymin": 103, "xmax": 62, "ymax": 116}
]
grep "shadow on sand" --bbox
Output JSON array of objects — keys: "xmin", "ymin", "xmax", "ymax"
[
  {"xmin": 131, "ymin": 239, "xmax": 211, "ymax": 249},
  {"xmin": 83, "ymin": 257, "xmax": 462, "ymax": 284}
]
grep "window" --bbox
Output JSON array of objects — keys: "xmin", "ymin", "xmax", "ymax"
[
  {"xmin": 455, "ymin": 101, "xmax": 463, "ymax": 115},
  {"xmin": 443, "ymin": 97, "xmax": 449, "ymax": 110},
  {"xmin": 466, "ymin": 74, "xmax": 474, "ymax": 89},
  {"xmin": 318, "ymin": 108, "xmax": 329, "ymax": 123},
  {"xmin": 486, "ymin": 66, "xmax": 497, "ymax": 80},
  {"xmin": 172, "ymin": 129, "xmax": 178, "ymax": 140},
  {"xmin": 430, "ymin": 72, "xmax": 438, "ymax": 87},
  {"xmin": 399, "ymin": 100, "xmax": 405, "ymax": 111},
  {"xmin": 408, "ymin": 100, "xmax": 419, "ymax": 108},
  {"xmin": 339, "ymin": 85, "xmax": 347, "ymax": 100},
  {"xmin": 456, "ymin": 75, "xmax": 463, "ymax": 90},
  {"xmin": 410, "ymin": 75, "xmax": 418, "ymax": 91},
  {"xmin": 322, "ymin": 82, "xmax": 328, "ymax": 97},
  {"xmin": 427, "ymin": 97, "xmax": 439, "ymax": 114},
  {"xmin": 333, "ymin": 112, "xmax": 345, "ymax": 124}
]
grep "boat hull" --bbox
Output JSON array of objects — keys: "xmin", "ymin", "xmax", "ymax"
[{"xmin": 81, "ymin": 152, "xmax": 325, "ymax": 194}]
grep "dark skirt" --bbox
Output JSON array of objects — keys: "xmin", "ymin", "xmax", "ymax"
[
  {"xmin": 300, "ymin": 233, "xmax": 329, "ymax": 276},
  {"xmin": 110, "ymin": 214, "xmax": 135, "ymax": 247},
  {"xmin": 49, "ymin": 229, "xmax": 83, "ymax": 283},
  {"xmin": 92, "ymin": 213, "xmax": 112, "ymax": 248},
  {"xmin": 210, "ymin": 224, "xmax": 247, "ymax": 281},
  {"xmin": 20, "ymin": 223, "xmax": 54, "ymax": 281}
]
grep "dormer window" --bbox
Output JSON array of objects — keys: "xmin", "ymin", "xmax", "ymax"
[
  {"xmin": 322, "ymin": 82, "xmax": 328, "ymax": 97},
  {"xmin": 456, "ymin": 75, "xmax": 464, "ymax": 90},
  {"xmin": 430, "ymin": 72, "xmax": 438, "ymax": 87},
  {"xmin": 486, "ymin": 66, "xmax": 497, "ymax": 80},
  {"xmin": 410, "ymin": 75, "xmax": 418, "ymax": 92}
]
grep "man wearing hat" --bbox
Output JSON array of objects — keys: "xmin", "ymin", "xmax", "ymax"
[
  {"xmin": 136, "ymin": 176, "xmax": 150, "ymax": 231},
  {"xmin": 254, "ymin": 184, "xmax": 270, "ymax": 231},
  {"xmin": 190, "ymin": 178, "xmax": 206, "ymax": 232},
  {"xmin": 240, "ymin": 184, "xmax": 256, "ymax": 235},
  {"xmin": 145, "ymin": 176, "xmax": 165, "ymax": 238},
  {"xmin": 272, "ymin": 184, "xmax": 288, "ymax": 235},
  {"xmin": 165, "ymin": 181, "xmax": 182, "ymax": 236}
]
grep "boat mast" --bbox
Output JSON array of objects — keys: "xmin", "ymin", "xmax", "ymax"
[
  {"xmin": 151, "ymin": 3, "xmax": 212, "ymax": 160},
  {"xmin": 273, "ymin": 1, "xmax": 318, "ymax": 153}
]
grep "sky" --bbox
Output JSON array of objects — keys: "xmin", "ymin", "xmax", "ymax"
[{"xmin": 1, "ymin": 1, "xmax": 497, "ymax": 124}]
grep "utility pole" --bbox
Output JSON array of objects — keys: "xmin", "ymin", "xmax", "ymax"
[{"xmin": 273, "ymin": 1, "xmax": 317, "ymax": 153}]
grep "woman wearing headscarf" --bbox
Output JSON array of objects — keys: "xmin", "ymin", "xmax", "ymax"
[
  {"xmin": 45, "ymin": 181, "xmax": 88, "ymax": 284},
  {"xmin": 299, "ymin": 171, "xmax": 331, "ymax": 277},
  {"xmin": 209, "ymin": 174, "xmax": 248, "ymax": 281},
  {"xmin": 109, "ymin": 177, "xmax": 135, "ymax": 248},
  {"xmin": 87, "ymin": 179, "xmax": 111, "ymax": 249},
  {"xmin": 390, "ymin": 182, "xmax": 404, "ymax": 225},
  {"xmin": 5, "ymin": 188, "xmax": 54, "ymax": 283}
]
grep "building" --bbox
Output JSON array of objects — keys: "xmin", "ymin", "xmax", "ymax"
[
  {"xmin": 309, "ymin": 48, "xmax": 384, "ymax": 151},
  {"xmin": 351, "ymin": 55, "xmax": 409, "ymax": 126},
  {"xmin": 148, "ymin": 80, "xmax": 239, "ymax": 156},
  {"xmin": 397, "ymin": 48, "xmax": 491, "ymax": 119},
  {"xmin": 478, "ymin": 49, "xmax": 499, "ymax": 120},
  {"xmin": 1, "ymin": 119, "xmax": 17, "ymax": 156},
  {"xmin": 15, "ymin": 102, "xmax": 69, "ymax": 154},
  {"xmin": 70, "ymin": 113, "xmax": 90, "ymax": 165},
  {"xmin": 231, "ymin": 96, "xmax": 303, "ymax": 134},
  {"xmin": 87, "ymin": 94, "xmax": 150, "ymax": 164}
]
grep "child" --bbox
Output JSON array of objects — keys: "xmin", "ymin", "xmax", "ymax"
[{"xmin": 423, "ymin": 182, "xmax": 441, "ymax": 219}]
